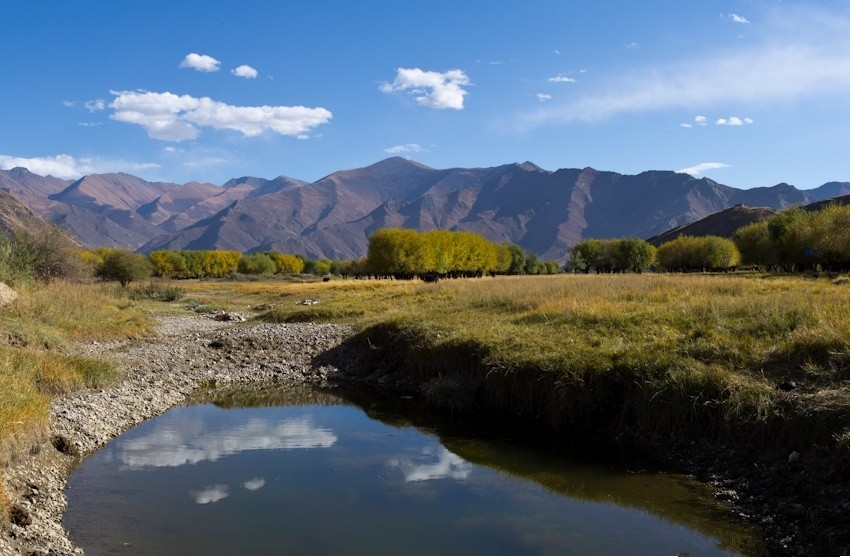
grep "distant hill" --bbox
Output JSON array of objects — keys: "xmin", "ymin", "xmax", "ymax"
[
  {"xmin": 1, "ymin": 160, "xmax": 847, "ymax": 262},
  {"xmin": 647, "ymin": 195, "xmax": 850, "ymax": 247},
  {"xmin": 647, "ymin": 205, "xmax": 779, "ymax": 247}
]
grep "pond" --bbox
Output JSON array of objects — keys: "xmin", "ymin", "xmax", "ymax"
[{"xmin": 64, "ymin": 384, "xmax": 763, "ymax": 556}]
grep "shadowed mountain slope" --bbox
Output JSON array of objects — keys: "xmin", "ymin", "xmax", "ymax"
[{"xmin": 1, "ymin": 161, "xmax": 846, "ymax": 261}]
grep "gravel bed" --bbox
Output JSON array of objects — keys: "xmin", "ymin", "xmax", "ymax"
[{"xmin": 0, "ymin": 315, "xmax": 354, "ymax": 555}]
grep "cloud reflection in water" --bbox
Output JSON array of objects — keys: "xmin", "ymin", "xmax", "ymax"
[
  {"xmin": 389, "ymin": 446, "xmax": 472, "ymax": 482},
  {"xmin": 117, "ymin": 417, "xmax": 337, "ymax": 469},
  {"xmin": 242, "ymin": 477, "xmax": 266, "ymax": 491},
  {"xmin": 192, "ymin": 484, "xmax": 229, "ymax": 504}
]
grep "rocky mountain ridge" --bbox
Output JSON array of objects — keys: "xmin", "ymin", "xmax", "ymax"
[{"xmin": 1, "ymin": 159, "xmax": 847, "ymax": 261}]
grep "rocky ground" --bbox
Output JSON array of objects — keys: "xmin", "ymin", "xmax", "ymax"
[{"xmin": 0, "ymin": 313, "xmax": 846, "ymax": 556}]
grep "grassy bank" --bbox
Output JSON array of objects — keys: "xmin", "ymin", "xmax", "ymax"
[
  {"xmin": 0, "ymin": 282, "xmax": 151, "ymax": 524},
  {"xmin": 239, "ymin": 273, "xmax": 848, "ymax": 454}
]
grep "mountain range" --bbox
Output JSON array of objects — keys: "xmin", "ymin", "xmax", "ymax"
[{"xmin": 1, "ymin": 158, "xmax": 847, "ymax": 262}]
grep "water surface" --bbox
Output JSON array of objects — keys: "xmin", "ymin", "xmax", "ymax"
[{"xmin": 64, "ymin": 384, "xmax": 762, "ymax": 555}]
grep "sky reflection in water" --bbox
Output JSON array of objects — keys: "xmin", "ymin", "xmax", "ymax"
[{"xmin": 64, "ymin": 388, "xmax": 762, "ymax": 556}]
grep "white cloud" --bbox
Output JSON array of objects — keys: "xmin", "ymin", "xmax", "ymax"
[
  {"xmin": 716, "ymin": 116, "xmax": 753, "ymax": 126},
  {"xmin": 0, "ymin": 153, "xmax": 159, "ymax": 179},
  {"xmin": 548, "ymin": 75, "xmax": 576, "ymax": 83},
  {"xmin": 536, "ymin": 93, "xmax": 552, "ymax": 101},
  {"xmin": 231, "ymin": 64, "xmax": 258, "ymax": 79},
  {"xmin": 384, "ymin": 143, "xmax": 427, "ymax": 154},
  {"xmin": 683, "ymin": 115, "xmax": 709, "ymax": 127},
  {"xmin": 626, "ymin": 42, "xmax": 640, "ymax": 49},
  {"xmin": 515, "ymin": 10, "xmax": 848, "ymax": 129},
  {"xmin": 725, "ymin": 13, "xmax": 750, "ymax": 24},
  {"xmin": 109, "ymin": 90, "xmax": 332, "ymax": 141},
  {"xmin": 380, "ymin": 67, "xmax": 470, "ymax": 110},
  {"xmin": 677, "ymin": 162, "xmax": 731, "ymax": 176},
  {"xmin": 179, "ymin": 52, "xmax": 221, "ymax": 72},
  {"xmin": 0, "ymin": 154, "xmax": 84, "ymax": 178}
]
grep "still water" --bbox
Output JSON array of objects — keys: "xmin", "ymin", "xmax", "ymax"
[{"xmin": 64, "ymin": 384, "xmax": 762, "ymax": 556}]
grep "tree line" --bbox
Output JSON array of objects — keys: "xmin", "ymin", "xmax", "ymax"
[
  {"xmin": 569, "ymin": 203, "xmax": 849, "ymax": 273},
  {"xmin": 5, "ymin": 202, "xmax": 844, "ymax": 288},
  {"xmin": 363, "ymin": 228, "xmax": 560, "ymax": 279}
]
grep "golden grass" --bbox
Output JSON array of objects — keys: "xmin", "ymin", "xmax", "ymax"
[
  {"xmin": 228, "ymin": 273, "xmax": 848, "ymax": 448},
  {"xmin": 0, "ymin": 281, "xmax": 150, "ymax": 521}
]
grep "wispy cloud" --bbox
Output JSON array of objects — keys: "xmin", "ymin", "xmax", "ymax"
[
  {"xmin": 384, "ymin": 143, "xmax": 427, "ymax": 154},
  {"xmin": 380, "ymin": 68, "xmax": 471, "ymax": 110},
  {"xmin": 626, "ymin": 42, "xmax": 640, "ymax": 49},
  {"xmin": 84, "ymin": 99, "xmax": 106, "ymax": 112},
  {"xmin": 109, "ymin": 90, "xmax": 332, "ymax": 141},
  {"xmin": 0, "ymin": 153, "xmax": 159, "ymax": 179},
  {"xmin": 536, "ymin": 93, "xmax": 552, "ymax": 101},
  {"xmin": 231, "ymin": 64, "xmax": 258, "ymax": 79},
  {"xmin": 179, "ymin": 52, "xmax": 220, "ymax": 72},
  {"xmin": 548, "ymin": 74, "xmax": 576, "ymax": 83},
  {"xmin": 678, "ymin": 162, "xmax": 730, "ymax": 176},
  {"xmin": 516, "ymin": 10, "xmax": 847, "ymax": 130},
  {"xmin": 724, "ymin": 13, "xmax": 750, "ymax": 24}
]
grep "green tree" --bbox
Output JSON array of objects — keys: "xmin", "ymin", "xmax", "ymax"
[
  {"xmin": 238, "ymin": 253, "xmax": 276, "ymax": 275},
  {"xmin": 810, "ymin": 204, "xmax": 850, "ymax": 270},
  {"xmin": 614, "ymin": 238, "xmax": 656, "ymax": 272},
  {"xmin": 523, "ymin": 251, "xmax": 540, "ymax": 274},
  {"xmin": 542, "ymin": 260, "xmax": 561, "ymax": 274},
  {"xmin": 506, "ymin": 244, "xmax": 526, "ymax": 275},
  {"xmin": 96, "ymin": 250, "xmax": 153, "ymax": 286},
  {"xmin": 734, "ymin": 222, "xmax": 776, "ymax": 267}
]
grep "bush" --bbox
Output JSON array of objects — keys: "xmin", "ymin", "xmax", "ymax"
[
  {"xmin": 95, "ymin": 250, "xmax": 153, "ymax": 286},
  {"xmin": 0, "ymin": 228, "xmax": 85, "ymax": 284},
  {"xmin": 656, "ymin": 236, "xmax": 740, "ymax": 271},
  {"xmin": 127, "ymin": 281, "xmax": 186, "ymax": 302}
]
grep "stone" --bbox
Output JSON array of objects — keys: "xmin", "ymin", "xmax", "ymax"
[{"xmin": 0, "ymin": 282, "xmax": 18, "ymax": 306}]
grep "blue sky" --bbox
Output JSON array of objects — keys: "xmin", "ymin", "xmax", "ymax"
[{"xmin": 0, "ymin": 1, "xmax": 847, "ymax": 189}]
